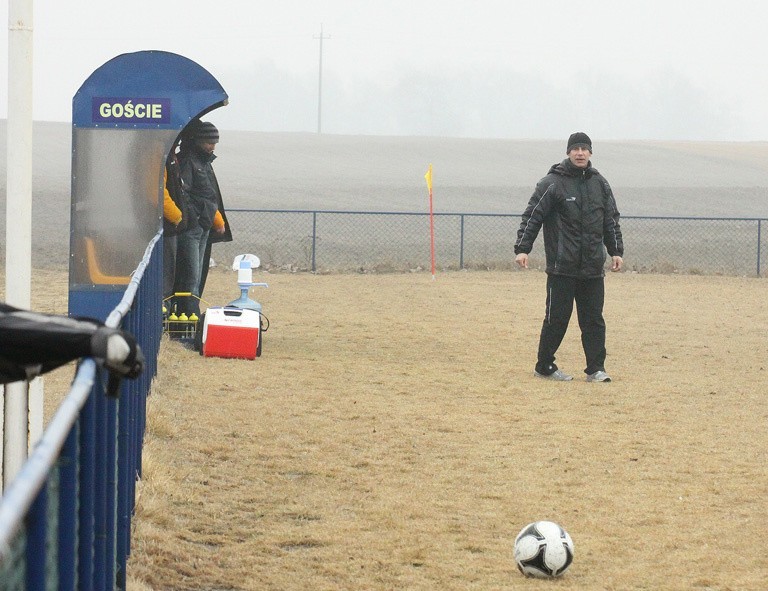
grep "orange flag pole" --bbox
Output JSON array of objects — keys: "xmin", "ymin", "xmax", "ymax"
[{"xmin": 424, "ymin": 164, "xmax": 435, "ymax": 279}]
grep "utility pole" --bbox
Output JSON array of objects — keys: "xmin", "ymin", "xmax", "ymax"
[
  {"xmin": 314, "ymin": 23, "xmax": 331, "ymax": 134},
  {"xmin": 4, "ymin": 0, "xmax": 35, "ymax": 491}
]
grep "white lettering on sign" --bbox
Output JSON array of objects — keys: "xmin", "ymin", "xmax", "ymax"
[{"xmin": 97, "ymin": 101, "xmax": 166, "ymax": 120}]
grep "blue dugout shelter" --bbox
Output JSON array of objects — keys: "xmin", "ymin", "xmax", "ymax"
[{"xmin": 68, "ymin": 50, "xmax": 228, "ymax": 320}]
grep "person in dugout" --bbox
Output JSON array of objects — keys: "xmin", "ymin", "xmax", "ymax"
[{"xmin": 172, "ymin": 119, "xmax": 232, "ymax": 315}]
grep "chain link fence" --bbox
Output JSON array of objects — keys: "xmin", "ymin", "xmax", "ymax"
[{"xmin": 212, "ymin": 210, "xmax": 768, "ymax": 277}]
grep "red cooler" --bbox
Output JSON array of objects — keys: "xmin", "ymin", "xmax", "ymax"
[{"xmin": 202, "ymin": 307, "xmax": 261, "ymax": 359}]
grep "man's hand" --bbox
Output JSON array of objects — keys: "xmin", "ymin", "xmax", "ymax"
[
  {"xmin": 90, "ymin": 327, "xmax": 145, "ymax": 379},
  {"xmin": 515, "ymin": 253, "xmax": 529, "ymax": 269},
  {"xmin": 611, "ymin": 256, "xmax": 623, "ymax": 272}
]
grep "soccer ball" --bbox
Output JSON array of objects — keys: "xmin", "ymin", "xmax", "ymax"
[{"xmin": 513, "ymin": 520, "xmax": 574, "ymax": 578}]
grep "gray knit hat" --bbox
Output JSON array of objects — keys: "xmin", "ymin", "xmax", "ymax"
[
  {"xmin": 566, "ymin": 132, "xmax": 592, "ymax": 153},
  {"xmin": 192, "ymin": 121, "xmax": 219, "ymax": 143}
]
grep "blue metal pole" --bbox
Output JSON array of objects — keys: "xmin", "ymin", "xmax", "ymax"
[
  {"xmin": 105, "ymin": 396, "xmax": 119, "ymax": 590},
  {"xmin": 25, "ymin": 483, "xmax": 48, "ymax": 590},
  {"xmin": 58, "ymin": 426, "xmax": 80, "ymax": 591},
  {"xmin": 78, "ymin": 391, "xmax": 96, "ymax": 591},
  {"xmin": 116, "ymin": 373, "xmax": 132, "ymax": 581},
  {"xmin": 93, "ymin": 384, "xmax": 108, "ymax": 590}
]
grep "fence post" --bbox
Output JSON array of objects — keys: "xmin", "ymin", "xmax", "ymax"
[
  {"xmin": 311, "ymin": 212, "xmax": 318, "ymax": 273},
  {"xmin": 758, "ymin": 219, "xmax": 762, "ymax": 277},
  {"xmin": 116, "ymin": 381, "xmax": 132, "ymax": 590},
  {"xmin": 78, "ymin": 392, "xmax": 96, "ymax": 591},
  {"xmin": 25, "ymin": 484, "xmax": 47, "ymax": 590},
  {"xmin": 459, "ymin": 214, "xmax": 465, "ymax": 270},
  {"xmin": 58, "ymin": 427, "xmax": 79, "ymax": 591}
]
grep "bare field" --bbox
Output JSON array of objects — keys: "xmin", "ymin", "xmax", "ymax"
[
  {"xmin": 3, "ymin": 123, "xmax": 768, "ymax": 588},
  {"xmin": 116, "ymin": 268, "xmax": 768, "ymax": 591}
]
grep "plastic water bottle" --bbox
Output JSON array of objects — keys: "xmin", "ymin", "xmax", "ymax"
[
  {"xmin": 178, "ymin": 313, "xmax": 188, "ymax": 338},
  {"xmin": 168, "ymin": 311, "xmax": 179, "ymax": 337}
]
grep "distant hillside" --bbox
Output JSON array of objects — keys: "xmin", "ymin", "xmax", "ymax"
[
  {"xmin": 1, "ymin": 120, "xmax": 768, "ymax": 269},
  {"xmin": 219, "ymin": 130, "xmax": 768, "ymax": 217},
  {"xmin": 3, "ymin": 120, "xmax": 768, "ymax": 212}
]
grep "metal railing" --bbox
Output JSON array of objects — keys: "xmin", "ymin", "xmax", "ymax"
[
  {"xmin": 0, "ymin": 233, "xmax": 163, "ymax": 590},
  {"xmin": 213, "ymin": 210, "xmax": 768, "ymax": 277}
]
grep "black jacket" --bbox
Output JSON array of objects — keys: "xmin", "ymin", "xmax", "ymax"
[
  {"xmin": 163, "ymin": 153, "xmax": 188, "ymax": 237},
  {"xmin": 515, "ymin": 159, "xmax": 623, "ymax": 278},
  {"xmin": 178, "ymin": 147, "xmax": 233, "ymax": 244}
]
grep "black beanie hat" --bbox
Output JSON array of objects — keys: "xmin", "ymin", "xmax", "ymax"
[
  {"xmin": 566, "ymin": 132, "xmax": 592, "ymax": 153},
  {"xmin": 192, "ymin": 121, "xmax": 219, "ymax": 143}
]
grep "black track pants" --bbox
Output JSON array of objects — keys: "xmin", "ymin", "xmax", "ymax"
[{"xmin": 535, "ymin": 274, "xmax": 607, "ymax": 375}]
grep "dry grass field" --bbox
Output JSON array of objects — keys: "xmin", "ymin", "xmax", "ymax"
[
  {"xmin": 4, "ymin": 124, "xmax": 768, "ymax": 589},
  {"xmin": 113, "ymin": 268, "xmax": 768, "ymax": 591}
]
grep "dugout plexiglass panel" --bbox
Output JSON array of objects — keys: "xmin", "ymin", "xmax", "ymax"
[{"xmin": 69, "ymin": 128, "xmax": 177, "ymax": 287}]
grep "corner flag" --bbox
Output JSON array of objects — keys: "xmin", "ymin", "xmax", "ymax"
[{"xmin": 424, "ymin": 164, "xmax": 435, "ymax": 279}]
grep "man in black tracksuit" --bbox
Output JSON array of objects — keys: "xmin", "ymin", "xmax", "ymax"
[{"xmin": 514, "ymin": 132, "xmax": 623, "ymax": 382}]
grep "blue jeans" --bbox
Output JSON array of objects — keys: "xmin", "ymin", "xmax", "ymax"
[
  {"xmin": 162, "ymin": 234, "xmax": 177, "ymax": 298},
  {"xmin": 174, "ymin": 223, "xmax": 210, "ymax": 298}
]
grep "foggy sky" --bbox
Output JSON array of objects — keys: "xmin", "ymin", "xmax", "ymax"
[{"xmin": 2, "ymin": 0, "xmax": 767, "ymax": 140}]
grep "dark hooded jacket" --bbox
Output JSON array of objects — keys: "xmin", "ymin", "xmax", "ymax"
[
  {"xmin": 514, "ymin": 159, "xmax": 623, "ymax": 278},
  {"xmin": 178, "ymin": 144, "xmax": 233, "ymax": 244},
  {"xmin": 177, "ymin": 138, "xmax": 233, "ymax": 298}
]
